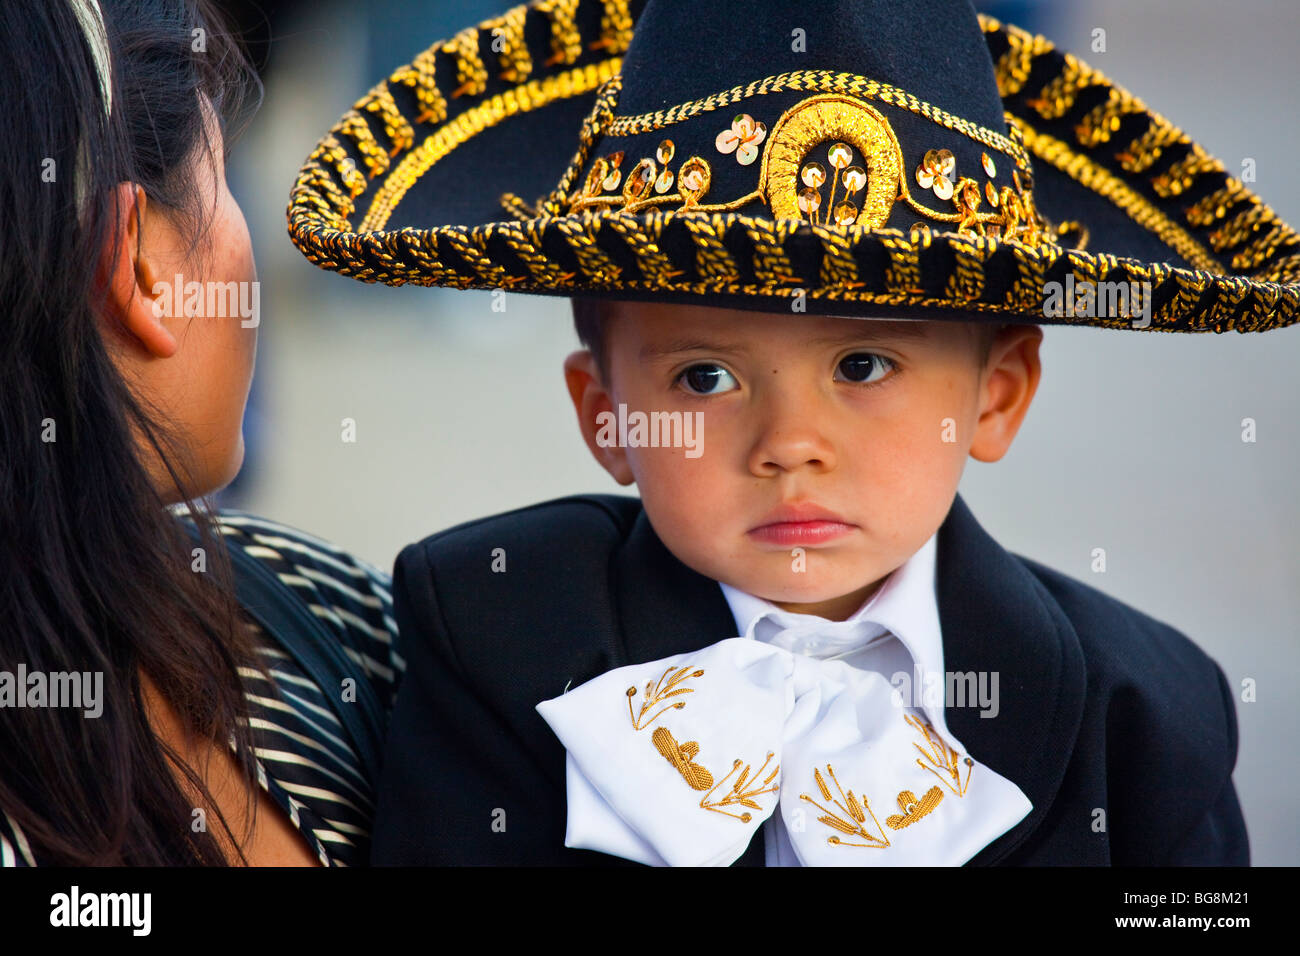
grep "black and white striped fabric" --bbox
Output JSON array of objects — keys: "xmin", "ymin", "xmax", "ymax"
[{"xmin": 0, "ymin": 509, "xmax": 404, "ymax": 867}]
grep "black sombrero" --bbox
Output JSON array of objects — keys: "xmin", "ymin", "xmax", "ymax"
[{"xmin": 286, "ymin": 0, "xmax": 1300, "ymax": 333}]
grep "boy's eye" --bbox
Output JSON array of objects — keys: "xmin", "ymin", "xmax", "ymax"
[
  {"xmin": 677, "ymin": 363, "xmax": 738, "ymax": 395},
  {"xmin": 834, "ymin": 352, "xmax": 894, "ymax": 385}
]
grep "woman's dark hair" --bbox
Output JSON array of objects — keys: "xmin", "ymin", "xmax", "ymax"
[{"xmin": 0, "ymin": 0, "xmax": 265, "ymax": 864}]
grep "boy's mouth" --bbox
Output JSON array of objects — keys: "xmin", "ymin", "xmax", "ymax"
[{"xmin": 748, "ymin": 503, "xmax": 856, "ymax": 547}]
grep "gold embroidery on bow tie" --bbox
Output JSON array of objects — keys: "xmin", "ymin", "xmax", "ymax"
[
  {"xmin": 800, "ymin": 764, "xmax": 891, "ymax": 848},
  {"xmin": 627, "ymin": 665, "xmax": 704, "ymax": 730},
  {"xmin": 885, "ymin": 787, "xmax": 945, "ymax": 830},
  {"xmin": 651, "ymin": 726, "xmax": 715, "ymax": 791},
  {"xmin": 905, "ymin": 713, "xmax": 974, "ymax": 797},
  {"xmin": 700, "ymin": 753, "xmax": 780, "ymax": 823},
  {"xmin": 624, "ymin": 660, "xmax": 778, "ymax": 823}
]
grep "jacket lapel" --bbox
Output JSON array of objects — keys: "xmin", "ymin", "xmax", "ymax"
[
  {"xmin": 608, "ymin": 491, "xmax": 1086, "ymax": 867},
  {"xmin": 933, "ymin": 493, "xmax": 1087, "ymax": 865},
  {"xmin": 610, "ymin": 504, "xmax": 768, "ymax": 865}
]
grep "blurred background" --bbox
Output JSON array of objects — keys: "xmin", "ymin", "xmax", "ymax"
[{"xmin": 213, "ymin": 0, "xmax": 1299, "ymax": 864}]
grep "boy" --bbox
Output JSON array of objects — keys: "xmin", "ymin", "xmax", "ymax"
[{"xmin": 286, "ymin": 0, "xmax": 1297, "ymax": 864}]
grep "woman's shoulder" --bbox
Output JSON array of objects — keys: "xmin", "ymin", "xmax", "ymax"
[{"xmin": 171, "ymin": 505, "xmax": 406, "ymax": 698}]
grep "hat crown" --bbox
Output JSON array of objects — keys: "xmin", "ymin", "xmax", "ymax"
[{"xmin": 617, "ymin": 0, "xmax": 1007, "ymax": 133}]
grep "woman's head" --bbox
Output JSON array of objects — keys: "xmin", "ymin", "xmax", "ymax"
[
  {"xmin": 101, "ymin": 99, "xmax": 259, "ymax": 498},
  {"xmin": 0, "ymin": 0, "xmax": 265, "ymax": 865}
]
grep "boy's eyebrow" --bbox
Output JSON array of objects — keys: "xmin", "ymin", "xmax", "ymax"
[{"xmin": 639, "ymin": 322, "xmax": 930, "ymax": 360}]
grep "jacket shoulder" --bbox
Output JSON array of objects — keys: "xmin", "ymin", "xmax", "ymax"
[
  {"xmin": 1013, "ymin": 553, "xmax": 1243, "ymax": 863},
  {"xmin": 402, "ymin": 493, "xmax": 640, "ymax": 571},
  {"xmin": 1014, "ymin": 554, "xmax": 1227, "ymax": 701},
  {"xmin": 393, "ymin": 494, "xmax": 645, "ymax": 686}
]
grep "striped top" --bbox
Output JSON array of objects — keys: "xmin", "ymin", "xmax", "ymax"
[{"xmin": 0, "ymin": 510, "xmax": 405, "ymax": 868}]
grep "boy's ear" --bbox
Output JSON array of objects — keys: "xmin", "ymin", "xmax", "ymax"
[
  {"xmin": 563, "ymin": 350, "xmax": 634, "ymax": 485},
  {"xmin": 99, "ymin": 182, "xmax": 178, "ymax": 359},
  {"xmin": 969, "ymin": 324, "xmax": 1042, "ymax": 464}
]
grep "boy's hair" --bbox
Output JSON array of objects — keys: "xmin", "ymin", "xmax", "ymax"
[{"xmin": 572, "ymin": 297, "xmax": 1008, "ymax": 384}]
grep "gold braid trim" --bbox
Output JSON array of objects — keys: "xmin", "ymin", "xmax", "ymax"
[
  {"xmin": 388, "ymin": 47, "xmax": 447, "ymax": 127},
  {"xmin": 1150, "ymin": 144, "xmax": 1224, "ymax": 198},
  {"xmin": 1115, "ymin": 121, "xmax": 1187, "ymax": 175},
  {"xmin": 480, "ymin": 6, "xmax": 533, "ymax": 85},
  {"xmin": 602, "ymin": 69, "xmax": 1030, "ymax": 171},
  {"xmin": 440, "ymin": 24, "xmax": 489, "ymax": 99},
  {"xmin": 363, "ymin": 86, "xmax": 415, "ymax": 157},
  {"xmin": 601, "ymin": 209, "xmax": 676, "ymax": 283},
  {"xmin": 745, "ymin": 217, "xmax": 802, "ymax": 287},
  {"xmin": 535, "ymin": 0, "xmax": 583, "ymax": 67},
  {"xmin": 810, "ymin": 222, "xmax": 861, "ymax": 290},
  {"xmin": 552, "ymin": 213, "xmax": 624, "ymax": 282},
  {"xmin": 338, "ymin": 110, "xmax": 391, "ymax": 179},
  {"xmin": 945, "ymin": 233, "xmax": 988, "ymax": 302},
  {"xmin": 1185, "ymin": 181, "xmax": 1248, "ymax": 228},
  {"xmin": 591, "ymin": 0, "xmax": 634, "ymax": 53},
  {"xmin": 1027, "ymin": 56, "xmax": 1100, "ymax": 121},
  {"xmin": 681, "ymin": 212, "xmax": 741, "ymax": 282},
  {"xmin": 1074, "ymin": 90, "xmax": 1149, "ymax": 150},
  {"xmin": 1208, "ymin": 204, "xmax": 1278, "ymax": 254},
  {"xmin": 358, "ymin": 58, "xmax": 621, "ymax": 233},
  {"xmin": 981, "ymin": 13, "xmax": 1300, "ymax": 282},
  {"xmin": 1016, "ymin": 118, "xmax": 1223, "ymax": 273},
  {"xmin": 880, "ymin": 232, "xmax": 924, "ymax": 296},
  {"xmin": 985, "ymin": 18, "xmax": 1053, "ymax": 99},
  {"xmin": 497, "ymin": 218, "xmax": 572, "ymax": 285}
]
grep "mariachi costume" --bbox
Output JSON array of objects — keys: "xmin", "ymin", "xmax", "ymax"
[{"xmin": 286, "ymin": 0, "xmax": 1294, "ymax": 864}]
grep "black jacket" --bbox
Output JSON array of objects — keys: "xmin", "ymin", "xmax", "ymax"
[{"xmin": 371, "ymin": 492, "xmax": 1248, "ymax": 865}]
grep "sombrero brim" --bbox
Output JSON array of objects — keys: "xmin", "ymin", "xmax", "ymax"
[{"xmin": 286, "ymin": 2, "xmax": 1300, "ymax": 333}]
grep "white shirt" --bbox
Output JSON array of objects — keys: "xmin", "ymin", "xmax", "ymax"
[{"xmin": 718, "ymin": 529, "xmax": 949, "ymax": 865}]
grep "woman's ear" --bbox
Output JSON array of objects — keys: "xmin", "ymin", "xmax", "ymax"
[
  {"xmin": 563, "ymin": 350, "xmax": 634, "ymax": 485},
  {"xmin": 100, "ymin": 182, "xmax": 178, "ymax": 359}
]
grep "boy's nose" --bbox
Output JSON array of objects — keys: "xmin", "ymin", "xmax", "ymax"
[{"xmin": 745, "ymin": 393, "xmax": 838, "ymax": 477}]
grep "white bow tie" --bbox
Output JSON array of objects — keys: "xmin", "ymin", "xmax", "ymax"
[
  {"xmin": 752, "ymin": 612, "xmax": 888, "ymax": 656},
  {"xmin": 536, "ymin": 638, "xmax": 1032, "ymax": 866}
]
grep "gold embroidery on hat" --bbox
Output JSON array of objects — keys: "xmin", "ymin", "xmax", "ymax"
[
  {"xmin": 715, "ymin": 113, "xmax": 767, "ymax": 166},
  {"xmin": 885, "ymin": 786, "xmax": 945, "ymax": 829},
  {"xmin": 568, "ymin": 142, "xmax": 734, "ymax": 214},
  {"xmin": 906, "ymin": 713, "xmax": 973, "ymax": 797},
  {"xmin": 290, "ymin": 7, "xmax": 1300, "ymax": 336},
  {"xmin": 360, "ymin": 58, "xmax": 622, "ymax": 232},
  {"xmin": 701, "ymin": 753, "xmax": 779, "ymax": 823},
  {"xmin": 1014, "ymin": 118, "xmax": 1222, "ymax": 272},
  {"xmin": 605, "ymin": 70, "xmax": 1030, "ymax": 172},
  {"xmin": 800, "ymin": 765, "xmax": 891, "ymax": 849},
  {"xmin": 760, "ymin": 94, "xmax": 901, "ymax": 229},
  {"xmin": 985, "ymin": 12, "xmax": 1300, "ymax": 284}
]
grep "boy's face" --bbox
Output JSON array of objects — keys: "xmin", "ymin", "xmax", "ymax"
[{"xmin": 564, "ymin": 302, "xmax": 1042, "ymax": 621}]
